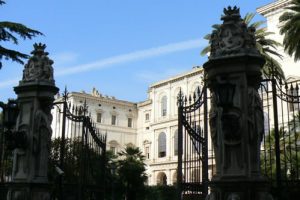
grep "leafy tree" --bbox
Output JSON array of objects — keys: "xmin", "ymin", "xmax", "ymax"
[
  {"xmin": 0, "ymin": 0, "xmax": 43, "ymax": 69},
  {"xmin": 201, "ymin": 13, "xmax": 284, "ymax": 80},
  {"xmin": 279, "ymin": 0, "xmax": 300, "ymax": 62},
  {"xmin": 117, "ymin": 146, "xmax": 147, "ymax": 200},
  {"xmin": 49, "ymin": 137, "xmax": 107, "ymax": 200}
]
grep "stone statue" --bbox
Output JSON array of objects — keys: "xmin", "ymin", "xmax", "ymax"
[
  {"xmin": 33, "ymin": 101, "xmax": 52, "ymax": 180},
  {"xmin": 247, "ymin": 87, "xmax": 264, "ymax": 174},
  {"xmin": 22, "ymin": 43, "xmax": 54, "ymax": 83},
  {"xmin": 209, "ymin": 94, "xmax": 223, "ymax": 175}
]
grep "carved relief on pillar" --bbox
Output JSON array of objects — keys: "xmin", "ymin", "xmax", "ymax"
[
  {"xmin": 209, "ymin": 76, "xmax": 244, "ymax": 176},
  {"xmin": 209, "ymin": 6, "xmax": 259, "ymax": 59},
  {"xmin": 221, "ymin": 108, "xmax": 243, "ymax": 172},
  {"xmin": 12, "ymin": 124, "xmax": 29, "ymax": 180},
  {"xmin": 32, "ymin": 101, "xmax": 53, "ymax": 180},
  {"xmin": 209, "ymin": 93, "xmax": 222, "ymax": 175},
  {"xmin": 247, "ymin": 87, "xmax": 264, "ymax": 174}
]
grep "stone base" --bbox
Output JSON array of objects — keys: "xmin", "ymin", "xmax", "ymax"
[
  {"xmin": 7, "ymin": 183, "xmax": 50, "ymax": 200},
  {"xmin": 205, "ymin": 179, "xmax": 273, "ymax": 200}
]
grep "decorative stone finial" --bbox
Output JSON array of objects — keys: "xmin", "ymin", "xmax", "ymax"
[
  {"xmin": 22, "ymin": 43, "xmax": 54, "ymax": 83},
  {"xmin": 209, "ymin": 6, "xmax": 259, "ymax": 59},
  {"xmin": 222, "ymin": 6, "xmax": 240, "ymax": 21}
]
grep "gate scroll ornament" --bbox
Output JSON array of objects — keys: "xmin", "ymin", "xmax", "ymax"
[{"xmin": 204, "ymin": 6, "xmax": 273, "ymax": 200}]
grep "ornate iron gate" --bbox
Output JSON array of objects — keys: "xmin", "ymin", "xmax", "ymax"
[
  {"xmin": 50, "ymin": 89, "xmax": 107, "ymax": 200},
  {"xmin": 177, "ymin": 69, "xmax": 300, "ymax": 199},
  {"xmin": 177, "ymin": 86, "xmax": 209, "ymax": 200},
  {"xmin": 259, "ymin": 70, "xmax": 300, "ymax": 198}
]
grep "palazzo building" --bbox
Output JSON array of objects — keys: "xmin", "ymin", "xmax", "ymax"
[
  {"xmin": 52, "ymin": 0, "xmax": 299, "ymax": 186},
  {"xmin": 52, "ymin": 67, "xmax": 207, "ymax": 186}
]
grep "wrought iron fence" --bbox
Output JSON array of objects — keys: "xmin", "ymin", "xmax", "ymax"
[
  {"xmin": 259, "ymin": 74, "xmax": 300, "ymax": 197},
  {"xmin": 177, "ymin": 86, "xmax": 209, "ymax": 200},
  {"xmin": 50, "ymin": 88, "xmax": 107, "ymax": 200},
  {"xmin": 177, "ymin": 71, "xmax": 300, "ymax": 199},
  {"xmin": 0, "ymin": 106, "xmax": 12, "ymax": 199}
]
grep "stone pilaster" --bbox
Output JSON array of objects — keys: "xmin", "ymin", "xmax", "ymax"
[{"xmin": 7, "ymin": 43, "xmax": 59, "ymax": 200}]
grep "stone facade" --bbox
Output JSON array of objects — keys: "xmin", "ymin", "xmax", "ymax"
[
  {"xmin": 257, "ymin": 0, "xmax": 300, "ymax": 128},
  {"xmin": 52, "ymin": 67, "xmax": 208, "ymax": 186},
  {"xmin": 257, "ymin": 0, "xmax": 300, "ymax": 77}
]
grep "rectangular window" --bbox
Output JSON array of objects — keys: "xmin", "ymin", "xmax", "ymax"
[
  {"xmin": 111, "ymin": 115, "xmax": 116, "ymax": 125},
  {"xmin": 110, "ymin": 146, "xmax": 116, "ymax": 155},
  {"xmin": 159, "ymin": 151, "xmax": 166, "ymax": 158},
  {"xmin": 97, "ymin": 113, "xmax": 102, "ymax": 123},
  {"xmin": 128, "ymin": 118, "xmax": 132, "ymax": 128},
  {"xmin": 145, "ymin": 113, "xmax": 149, "ymax": 121},
  {"xmin": 145, "ymin": 147, "xmax": 150, "ymax": 159},
  {"xmin": 162, "ymin": 109, "xmax": 167, "ymax": 116}
]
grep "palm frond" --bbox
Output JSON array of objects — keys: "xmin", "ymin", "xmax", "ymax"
[
  {"xmin": 249, "ymin": 21, "xmax": 265, "ymax": 29},
  {"xmin": 203, "ymin": 34, "xmax": 211, "ymax": 40},
  {"xmin": 279, "ymin": 0, "xmax": 300, "ymax": 61},
  {"xmin": 243, "ymin": 13, "xmax": 256, "ymax": 25},
  {"xmin": 200, "ymin": 46, "xmax": 211, "ymax": 56},
  {"xmin": 212, "ymin": 24, "xmax": 221, "ymax": 30}
]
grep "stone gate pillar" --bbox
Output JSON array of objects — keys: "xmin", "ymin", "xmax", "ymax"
[
  {"xmin": 7, "ymin": 43, "xmax": 59, "ymax": 200},
  {"xmin": 203, "ymin": 7, "xmax": 273, "ymax": 200}
]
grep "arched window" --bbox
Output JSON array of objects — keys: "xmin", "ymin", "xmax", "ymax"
[
  {"xmin": 174, "ymin": 130, "xmax": 178, "ymax": 156},
  {"xmin": 194, "ymin": 86, "xmax": 201, "ymax": 100},
  {"xmin": 109, "ymin": 140, "xmax": 119, "ymax": 155},
  {"xmin": 158, "ymin": 132, "xmax": 166, "ymax": 157},
  {"xmin": 157, "ymin": 172, "xmax": 167, "ymax": 186},
  {"xmin": 161, "ymin": 96, "xmax": 167, "ymax": 117}
]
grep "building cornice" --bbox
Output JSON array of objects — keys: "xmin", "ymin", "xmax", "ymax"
[
  {"xmin": 257, "ymin": 0, "xmax": 292, "ymax": 16},
  {"xmin": 149, "ymin": 67, "xmax": 203, "ymax": 89},
  {"xmin": 137, "ymin": 99, "xmax": 152, "ymax": 107},
  {"xmin": 68, "ymin": 92, "xmax": 138, "ymax": 109}
]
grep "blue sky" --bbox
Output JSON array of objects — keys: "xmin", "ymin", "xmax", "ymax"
[{"xmin": 0, "ymin": 0, "xmax": 274, "ymax": 102}]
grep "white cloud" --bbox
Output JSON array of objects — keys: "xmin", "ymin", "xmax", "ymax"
[
  {"xmin": 52, "ymin": 52, "xmax": 79, "ymax": 66},
  {"xmin": 56, "ymin": 38, "xmax": 205, "ymax": 76},
  {"xmin": 0, "ymin": 38, "xmax": 206, "ymax": 88},
  {"xmin": 135, "ymin": 68, "xmax": 187, "ymax": 83}
]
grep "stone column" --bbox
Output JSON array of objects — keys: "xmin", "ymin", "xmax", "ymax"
[
  {"xmin": 203, "ymin": 7, "xmax": 273, "ymax": 200},
  {"xmin": 7, "ymin": 43, "xmax": 59, "ymax": 200}
]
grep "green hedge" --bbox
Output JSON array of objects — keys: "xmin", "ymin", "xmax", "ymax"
[{"xmin": 143, "ymin": 185, "xmax": 177, "ymax": 200}]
